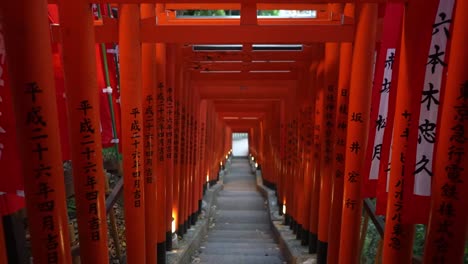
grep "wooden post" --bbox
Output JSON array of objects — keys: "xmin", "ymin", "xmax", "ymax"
[
  {"xmin": 57, "ymin": 1, "xmax": 109, "ymax": 262},
  {"xmin": 155, "ymin": 40, "xmax": 167, "ymax": 263},
  {"xmin": 317, "ymin": 39, "xmax": 340, "ymax": 264},
  {"xmin": 327, "ymin": 5, "xmax": 354, "ymax": 261},
  {"xmin": 423, "ymin": 0, "xmax": 468, "ymax": 262},
  {"xmin": 339, "ymin": 4, "xmax": 378, "ymax": 264},
  {"xmin": 0, "ymin": 0, "xmax": 72, "ymax": 262},
  {"xmin": 119, "ymin": 4, "xmax": 146, "ymax": 263},
  {"xmin": 309, "ymin": 61, "xmax": 324, "ymax": 253},
  {"xmin": 165, "ymin": 43, "xmax": 175, "ymax": 250},
  {"xmin": 141, "ymin": 3, "xmax": 157, "ymax": 262}
]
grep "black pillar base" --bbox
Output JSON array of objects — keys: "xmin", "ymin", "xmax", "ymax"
[
  {"xmin": 166, "ymin": 231, "xmax": 172, "ymax": 251},
  {"xmin": 191, "ymin": 213, "xmax": 197, "ymax": 225},
  {"xmin": 157, "ymin": 242, "xmax": 167, "ymax": 264},
  {"xmin": 198, "ymin": 200, "xmax": 203, "ymax": 215},
  {"xmin": 291, "ymin": 219, "xmax": 297, "ymax": 233},
  {"xmin": 177, "ymin": 224, "xmax": 184, "ymax": 238},
  {"xmin": 278, "ymin": 202, "xmax": 283, "ymax": 216},
  {"xmin": 317, "ymin": 240, "xmax": 328, "ymax": 264},
  {"xmin": 183, "ymin": 220, "xmax": 188, "ymax": 234},
  {"xmin": 309, "ymin": 232, "xmax": 318, "ymax": 254},
  {"xmin": 296, "ymin": 224, "xmax": 303, "ymax": 240},
  {"xmin": 284, "ymin": 214, "xmax": 291, "ymax": 225},
  {"xmin": 3, "ymin": 213, "xmax": 26, "ymax": 264},
  {"xmin": 301, "ymin": 229, "xmax": 309, "ymax": 246}
]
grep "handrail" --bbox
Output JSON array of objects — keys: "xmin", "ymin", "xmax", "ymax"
[
  {"xmin": 362, "ymin": 198, "xmax": 422, "ymax": 264},
  {"xmin": 71, "ymin": 177, "xmax": 124, "ymax": 257}
]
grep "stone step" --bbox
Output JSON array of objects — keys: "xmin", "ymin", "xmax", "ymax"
[
  {"xmin": 217, "ymin": 199, "xmax": 266, "ymax": 211},
  {"xmin": 202, "ymin": 241, "xmax": 279, "ymax": 250},
  {"xmin": 199, "ymin": 246, "xmax": 282, "ymax": 257},
  {"xmin": 207, "ymin": 230, "xmax": 273, "ymax": 240},
  {"xmin": 215, "ymin": 210, "xmax": 269, "ymax": 223},
  {"xmin": 206, "ymin": 237, "xmax": 276, "ymax": 243},
  {"xmin": 198, "ymin": 254, "xmax": 285, "ymax": 264},
  {"xmin": 211, "ymin": 223, "xmax": 271, "ymax": 231}
]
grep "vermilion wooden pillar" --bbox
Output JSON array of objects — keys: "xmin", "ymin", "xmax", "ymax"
[
  {"xmin": 57, "ymin": 1, "xmax": 109, "ymax": 262},
  {"xmin": 141, "ymin": 4, "xmax": 157, "ymax": 262},
  {"xmin": 171, "ymin": 45, "xmax": 181, "ymax": 237},
  {"xmin": 424, "ymin": 1, "xmax": 468, "ymax": 262},
  {"xmin": 181, "ymin": 66, "xmax": 189, "ymax": 233},
  {"xmin": 295, "ymin": 71, "xmax": 307, "ymax": 241},
  {"xmin": 317, "ymin": 40, "xmax": 340, "ymax": 264},
  {"xmin": 301, "ymin": 64, "xmax": 317, "ymax": 246},
  {"xmin": 199, "ymin": 100, "xmax": 207, "ymax": 211},
  {"xmin": 194, "ymin": 95, "xmax": 202, "ymax": 225},
  {"xmin": 0, "ymin": 0, "xmax": 72, "ymax": 262},
  {"xmin": 309, "ymin": 61, "xmax": 324, "ymax": 253},
  {"xmin": 328, "ymin": 5, "xmax": 353, "ymax": 262},
  {"xmin": 119, "ymin": 4, "xmax": 146, "ymax": 263},
  {"xmin": 339, "ymin": 4, "xmax": 378, "ymax": 264},
  {"xmin": 165, "ymin": 43, "xmax": 175, "ymax": 250},
  {"xmin": 155, "ymin": 40, "xmax": 167, "ymax": 263}
]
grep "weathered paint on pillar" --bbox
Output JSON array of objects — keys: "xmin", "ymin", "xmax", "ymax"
[
  {"xmin": 57, "ymin": 1, "xmax": 109, "ymax": 262},
  {"xmin": 141, "ymin": 4, "xmax": 157, "ymax": 263},
  {"xmin": 339, "ymin": 4, "xmax": 378, "ymax": 264},
  {"xmin": 119, "ymin": 4, "xmax": 146, "ymax": 263},
  {"xmin": 0, "ymin": 0, "xmax": 72, "ymax": 262},
  {"xmin": 423, "ymin": 0, "xmax": 468, "ymax": 262}
]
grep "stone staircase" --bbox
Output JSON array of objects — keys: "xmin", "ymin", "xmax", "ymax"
[{"xmin": 196, "ymin": 158, "xmax": 285, "ymax": 264}]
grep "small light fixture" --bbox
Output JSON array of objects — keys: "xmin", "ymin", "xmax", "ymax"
[
  {"xmin": 225, "ymin": 155, "xmax": 228, "ymax": 159},
  {"xmin": 282, "ymin": 204, "xmax": 287, "ymax": 215},
  {"xmin": 251, "ymin": 156, "xmax": 254, "ymax": 161},
  {"xmin": 206, "ymin": 175, "xmax": 209, "ymax": 183},
  {"xmin": 220, "ymin": 161, "xmax": 223, "ymax": 166},
  {"xmin": 171, "ymin": 217, "xmax": 176, "ymax": 234},
  {"xmin": 255, "ymin": 162, "xmax": 258, "ymax": 168}
]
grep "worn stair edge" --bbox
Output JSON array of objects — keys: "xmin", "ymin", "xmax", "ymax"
[
  {"xmin": 255, "ymin": 170, "xmax": 317, "ymax": 264},
  {"xmin": 167, "ymin": 182, "xmax": 223, "ymax": 264}
]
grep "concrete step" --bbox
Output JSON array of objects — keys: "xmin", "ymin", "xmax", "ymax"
[{"xmin": 198, "ymin": 254, "xmax": 285, "ymax": 264}]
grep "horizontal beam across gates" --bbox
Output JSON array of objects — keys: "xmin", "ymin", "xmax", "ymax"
[
  {"xmin": 49, "ymin": 0, "xmax": 407, "ymax": 3},
  {"xmin": 213, "ymin": 100, "xmax": 278, "ymax": 112},
  {"xmin": 196, "ymin": 83, "xmax": 292, "ymax": 99},
  {"xmin": 51, "ymin": 19, "xmax": 354, "ymax": 44},
  {"xmin": 164, "ymin": 3, "xmax": 330, "ymax": 11},
  {"xmin": 187, "ymin": 61, "xmax": 305, "ymax": 72},
  {"xmin": 183, "ymin": 50, "xmax": 316, "ymax": 62}
]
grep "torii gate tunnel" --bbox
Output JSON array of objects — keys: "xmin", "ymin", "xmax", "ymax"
[{"xmin": 0, "ymin": 0, "xmax": 467, "ymax": 263}]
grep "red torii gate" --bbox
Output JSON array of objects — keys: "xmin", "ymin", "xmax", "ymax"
[{"xmin": 0, "ymin": 0, "xmax": 467, "ymax": 264}]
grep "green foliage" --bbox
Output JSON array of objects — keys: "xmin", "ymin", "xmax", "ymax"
[
  {"xmin": 361, "ymin": 215, "xmax": 380, "ymax": 263},
  {"xmin": 102, "ymin": 147, "xmax": 121, "ymax": 161},
  {"xmin": 177, "ymin": 9, "xmax": 281, "ymax": 17},
  {"xmin": 413, "ymin": 224, "xmax": 426, "ymax": 257},
  {"xmin": 258, "ymin": 10, "xmax": 280, "ymax": 16}
]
